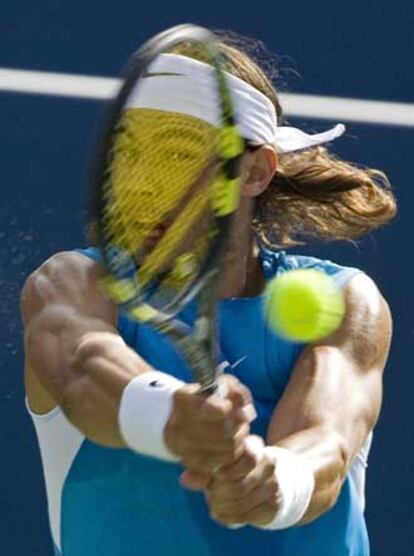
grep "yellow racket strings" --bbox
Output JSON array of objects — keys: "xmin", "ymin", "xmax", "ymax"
[{"xmin": 104, "ymin": 108, "xmax": 219, "ymax": 290}]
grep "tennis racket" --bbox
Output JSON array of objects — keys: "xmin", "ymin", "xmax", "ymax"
[{"xmin": 89, "ymin": 24, "xmax": 244, "ymax": 395}]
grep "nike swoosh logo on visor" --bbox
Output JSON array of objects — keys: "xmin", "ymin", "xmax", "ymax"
[{"xmin": 142, "ymin": 71, "xmax": 185, "ymax": 78}]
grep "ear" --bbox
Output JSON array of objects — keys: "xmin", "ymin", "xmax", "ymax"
[{"xmin": 240, "ymin": 145, "xmax": 278, "ymax": 198}]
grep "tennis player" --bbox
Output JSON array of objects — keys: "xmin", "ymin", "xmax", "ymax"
[{"xmin": 21, "ymin": 36, "xmax": 396, "ymax": 556}]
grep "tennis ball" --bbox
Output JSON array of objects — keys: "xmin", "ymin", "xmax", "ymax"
[{"xmin": 265, "ymin": 269, "xmax": 345, "ymax": 342}]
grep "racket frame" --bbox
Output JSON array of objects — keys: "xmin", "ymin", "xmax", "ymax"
[{"xmin": 89, "ymin": 24, "xmax": 244, "ymax": 393}]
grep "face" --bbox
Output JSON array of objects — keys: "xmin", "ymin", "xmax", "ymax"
[{"xmin": 106, "ymin": 109, "xmax": 222, "ymax": 285}]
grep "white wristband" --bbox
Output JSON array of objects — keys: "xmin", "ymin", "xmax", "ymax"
[
  {"xmin": 259, "ymin": 445, "xmax": 315, "ymax": 530},
  {"xmin": 118, "ymin": 371, "xmax": 184, "ymax": 462}
]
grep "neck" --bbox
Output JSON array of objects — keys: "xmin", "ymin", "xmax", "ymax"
[{"xmin": 218, "ymin": 198, "xmax": 266, "ymax": 299}]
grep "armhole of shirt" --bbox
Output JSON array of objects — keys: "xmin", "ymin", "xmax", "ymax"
[
  {"xmin": 333, "ymin": 269, "xmax": 373, "ymax": 511},
  {"xmin": 349, "ymin": 431, "xmax": 373, "ymax": 512},
  {"xmin": 26, "ymin": 399, "xmax": 85, "ymax": 552},
  {"xmin": 332, "ymin": 268, "xmax": 363, "ymax": 290}
]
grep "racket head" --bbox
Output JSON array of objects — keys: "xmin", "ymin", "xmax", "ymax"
[{"xmin": 89, "ymin": 24, "xmax": 245, "ymax": 322}]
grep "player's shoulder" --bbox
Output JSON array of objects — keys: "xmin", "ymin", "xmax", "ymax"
[
  {"xmin": 341, "ymin": 272, "xmax": 391, "ymax": 327},
  {"xmin": 20, "ymin": 249, "xmax": 106, "ymax": 322},
  {"xmin": 41, "ymin": 249, "xmax": 97, "ymax": 268},
  {"xmin": 23, "ymin": 249, "xmax": 103, "ymax": 291},
  {"xmin": 322, "ymin": 272, "xmax": 392, "ymax": 371}
]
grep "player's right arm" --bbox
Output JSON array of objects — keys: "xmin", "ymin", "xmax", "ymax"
[
  {"xmin": 21, "ymin": 251, "xmax": 151, "ymax": 447},
  {"xmin": 21, "ymin": 251, "xmax": 251, "ymax": 464}
]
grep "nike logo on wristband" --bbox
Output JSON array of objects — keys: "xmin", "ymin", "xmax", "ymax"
[{"xmin": 149, "ymin": 380, "xmax": 163, "ymax": 387}]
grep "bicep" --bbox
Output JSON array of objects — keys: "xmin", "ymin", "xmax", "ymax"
[{"xmin": 266, "ymin": 273, "xmax": 392, "ymax": 461}]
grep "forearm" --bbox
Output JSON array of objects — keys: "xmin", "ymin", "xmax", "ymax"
[
  {"xmin": 26, "ymin": 310, "xmax": 153, "ymax": 446},
  {"xmin": 273, "ymin": 426, "xmax": 349, "ymax": 523}
]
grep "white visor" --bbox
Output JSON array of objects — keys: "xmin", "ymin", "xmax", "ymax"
[{"xmin": 126, "ymin": 54, "xmax": 345, "ymax": 154}]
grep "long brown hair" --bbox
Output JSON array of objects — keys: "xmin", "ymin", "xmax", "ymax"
[{"xmin": 172, "ymin": 34, "xmax": 397, "ymax": 248}]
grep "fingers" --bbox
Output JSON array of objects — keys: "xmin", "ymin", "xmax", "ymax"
[
  {"xmin": 174, "ymin": 385, "xmax": 234, "ymax": 422},
  {"xmin": 208, "ymin": 465, "xmax": 278, "ymax": 507},
  {"xmin": 179, "ymin": 424, "xmax": 249, "ymax": 472},
  {"xmin": 208, "ymin": 467, "xmax": 263, "ymax": 504},
  {"xmin": 212, "ymin": 497, "xmax": 279, "ymax": 528},
  {"xmin": 176, "ymin": 420, "xmax": 250, "ymax": 454},
  {"xmin": 166, "ymin": 418, "xmax": 250, "ymax": 473},
  {"xmin": 165, "ymin": 378, "xmax": 256, "ymax": 472},
  {"xmin": 205, "ymin": 442, "xmax": 280, "ymax": 527},
  {"xmin": 214, "ymin": 435, "xmax": 264, "ymax": 481},
  {"xmin": 174, "ymin": 383, "xmax": 254, "ymax": 428},
  {"xmin": 208, "ymin": 481, "xmax": 276, "ymax": 518}
]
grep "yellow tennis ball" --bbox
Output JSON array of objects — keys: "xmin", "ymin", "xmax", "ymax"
[{"xmin": 265, "ymin": 269, "xmax": 345, "ymax": 342}]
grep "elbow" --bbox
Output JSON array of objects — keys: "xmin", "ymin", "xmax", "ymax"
[{"xmin": 322, "ymin": 430, "xmax": 351, "ymax": 500}]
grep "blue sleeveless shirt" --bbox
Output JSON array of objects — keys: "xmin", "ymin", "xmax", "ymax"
[{"xmin": 57, "ymin": 247, "xmax": 368, "ymax": 556}]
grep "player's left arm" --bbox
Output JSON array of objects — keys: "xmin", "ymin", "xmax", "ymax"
[
  {"xmin": 195, "ymin": 273, "xmax": 392, "ymax": 526},
  {"xmin": 266, "ymin": 272, "xmax": 391, "ymax": 523}
]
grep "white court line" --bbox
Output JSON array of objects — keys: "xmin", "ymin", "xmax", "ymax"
[
  {"xmin": 0, "ymin": 68, "xmax": 119, "ymax": 100},
  {"xmin": 280, "ymin": 93, "xmax": 414, "ymax": 128},
  {"xmin": 0, "ymin": 67, "xmax": 413, "ymax": 127}
]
